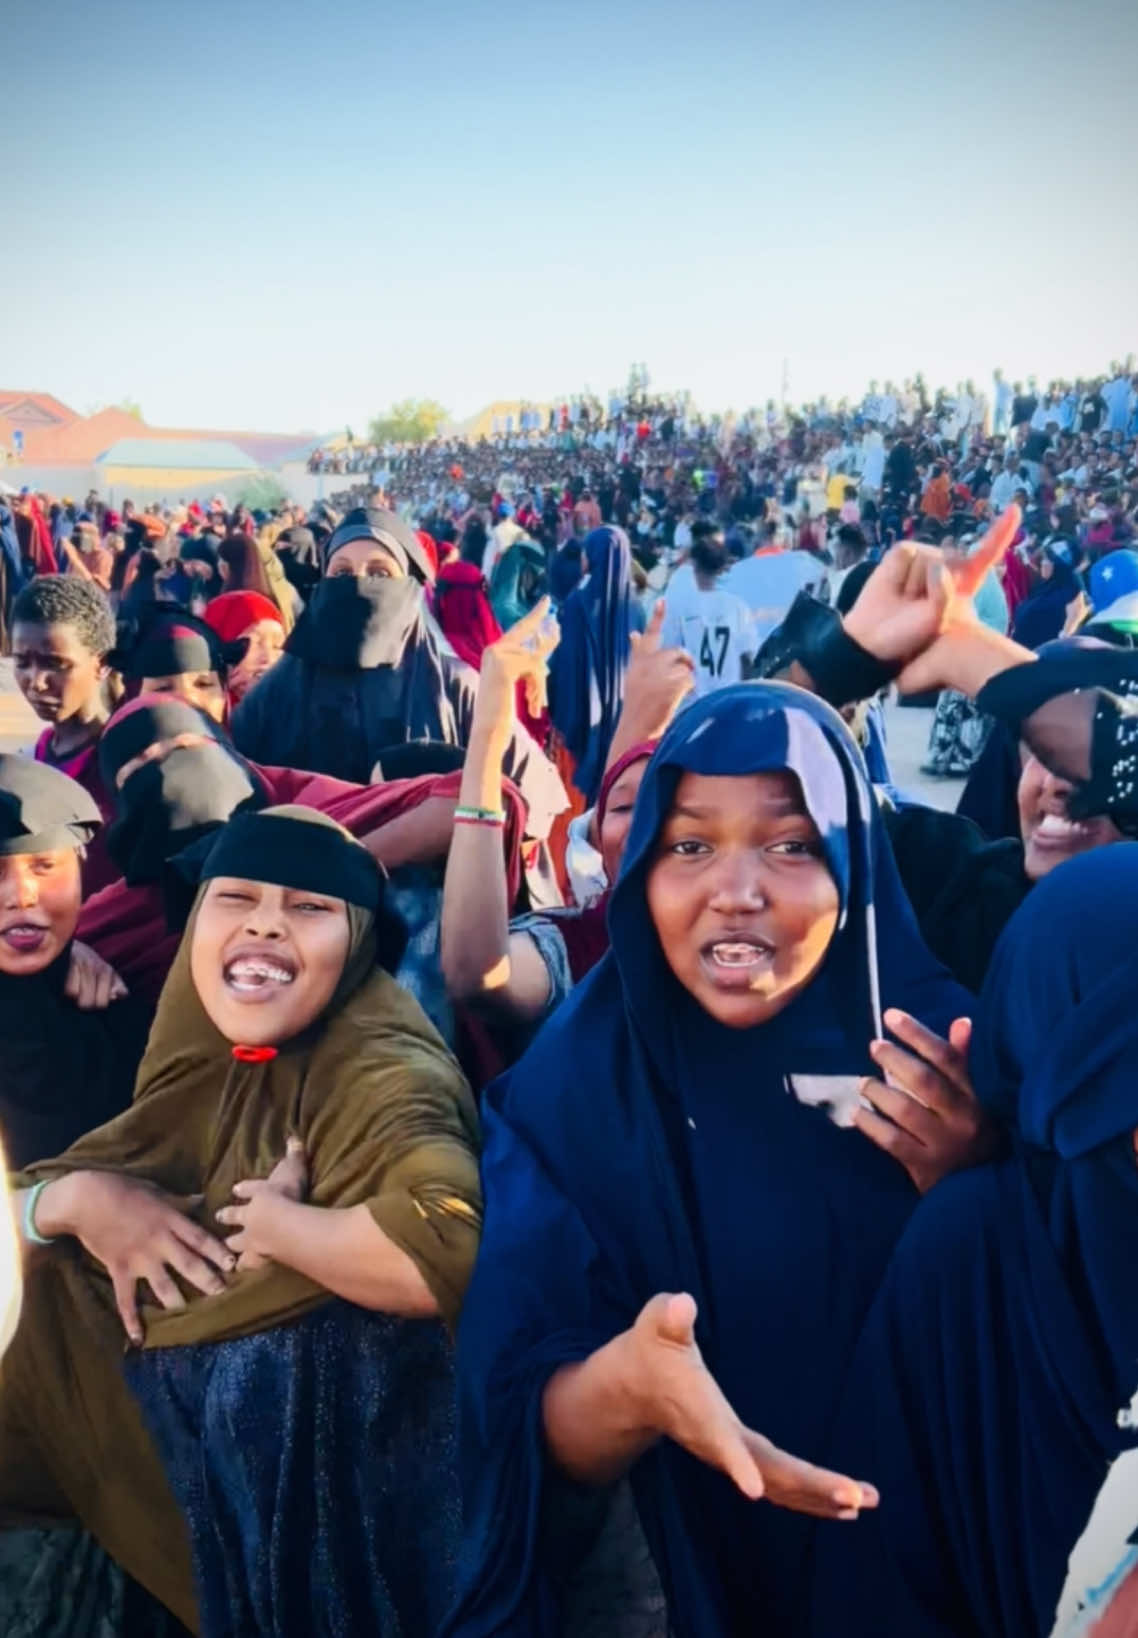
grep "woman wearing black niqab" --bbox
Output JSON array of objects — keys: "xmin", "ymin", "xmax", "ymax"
[{"xmin": 230, "ymin": 507, "xmax": 566, "ymax": 898}]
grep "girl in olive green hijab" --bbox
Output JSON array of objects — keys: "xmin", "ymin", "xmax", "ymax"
[{"xmin": 6, "ymin": 807, "xmax": 481, "ymax": 1637}]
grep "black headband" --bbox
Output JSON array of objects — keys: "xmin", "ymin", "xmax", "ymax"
[
  {"xmin": 109, "ymin": 612, "xmax": 245, "ymax": 682},
  {"xmin": 99, "ymin": 697, "xmax": 230, "ymax": 787},
  {"xmin": 176, "ymin": 810, "xmax": 383, "ymax": 911},
  {"xmin": 0, "ymin": 754, "xmax": 102, "ymax": 856}
]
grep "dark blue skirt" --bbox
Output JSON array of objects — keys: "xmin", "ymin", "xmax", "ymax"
[{"xmin": 126, "ymin": 1302, "xmax": 460, "ymax": 1638}]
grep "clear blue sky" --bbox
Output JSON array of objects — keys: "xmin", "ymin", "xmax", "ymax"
[{"xmin": 4, "ymin": 0, "xmax": 1136, "ymax": 434}]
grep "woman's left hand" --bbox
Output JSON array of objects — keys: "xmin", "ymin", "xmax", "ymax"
[
  {"xmin": 854, "ymin": 1011, "xmax": 1002, "ymax": 1193},
  {"xmin": 217, "ymin": 1138, "xmax": 308, "ymax": 1272}
]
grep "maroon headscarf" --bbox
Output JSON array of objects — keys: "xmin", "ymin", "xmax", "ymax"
[
  {"xmin": 435, "ymin": 561, "xmax": 502, "ymax": 668},
  {"xmin": 557, "ymin": 741, "xmax": 657, "ymax": 983}
]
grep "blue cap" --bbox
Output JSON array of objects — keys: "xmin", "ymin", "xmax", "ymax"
[{"xmin": 1090, "ymin": 549, "xmax": 1138, "ymax": 626}]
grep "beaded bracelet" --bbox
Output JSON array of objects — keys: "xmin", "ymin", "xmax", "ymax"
[
  {"xmin": 454, "ymin": 805, "xmax": 506, "ymax": 828},
  {"xmin": 22, "ymin": 1179, "xmax": 57, "ymax": 1247}
]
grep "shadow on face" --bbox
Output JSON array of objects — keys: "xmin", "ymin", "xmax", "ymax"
[
  {"xmin": 12, "ymin": 621, "xmax": 106, "ymax": 727},
  {"xmin": 1017, "ymin": 751, "xmax": 1124, "ymax": 882},
  {"xmin": 227, "ymin": 621, "xmax": 285, "ymax": 702},
  {"xmin": 0, "ymin": 850, "xmax": 82, "ymax": 977},
  {"xmin": 141, "ymin": 672, "xmax": 228, "ymax": 723}
]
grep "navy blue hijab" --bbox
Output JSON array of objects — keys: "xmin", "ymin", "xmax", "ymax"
[
  {"xmin": 547, "ymin": 539, "xmax": 583, "ymax": 605},
  {"xmin": 0, "ymin": 500, "xmax": 23, "ymax": 604},
  {"xmin": 447, "ymin": 684, "xmax": 967, "ymax": 1638},
  {"xmin": 1012, "ymin": 542, "xmax": 1080, "ymax": 650},
  {"xmin": 812, "ymin": 845, "xmax": 1138, "ymax": 1638},
  {"xmin": 547, "ymin": 526, "xmax": 637, "ymax": 804}
]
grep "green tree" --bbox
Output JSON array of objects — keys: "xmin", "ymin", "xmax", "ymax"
[
  {"xmin": 367, "ymin": 398, "xmax": 449, "ymax": 445},
  {"xmin": 86, "ymin": 398, "xmax": 145, "ymax": 420}
]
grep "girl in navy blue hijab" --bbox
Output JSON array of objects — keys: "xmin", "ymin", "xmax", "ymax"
[
  {"xmin": 1012, "ymin": 539, "xmax": 1081, "ymax": 650},
  {"xmin": 447, "ymin": 683, "xmax": 969, "ymax": 1638},
  {"xmin": 811, "ymin": 845, "xmax": 1138, "ymax": 1638},
  {"xmin": 547, "ymin": 526, "xmax": 645, "ymax": 804}
]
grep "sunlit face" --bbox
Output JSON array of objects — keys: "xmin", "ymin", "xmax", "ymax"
[
  {"xmin": 327, "ymin": 539, "xmax": 404, "ymax": 580},
  {"xmin": 12, "ymin": 621, "xmax": 106, "ymax": 726},
  {"xmin": 599, "ymin": 759, "xmax": 650, "ymax": 886},
  {"xmin": 0, "ymin": 850, "xmax": 82, "ymax": 976},
  {"xmin": 227, "ymin": 620, "xmax": 285, "ymax": 702},
  {"xmin": 1017, "ymin": 751, "xmax": 1124, "ymax": 883},
  {"xmin": 646, "ymin": 770, "xmax": 839, "ymax": 1030},
  {"xmin": 190, "ymin": 877, "xmax": 351, "ymax": 1046},
  {"xmin": 140, "ymin": 671, "xmax": 227, "ymax": 723}
]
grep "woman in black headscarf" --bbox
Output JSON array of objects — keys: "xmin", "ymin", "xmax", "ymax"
[
  {"xmin": 274, "ymin": 520, "xmax": 321, "ymax": 603},
  {"xmin": 0, "ymin": 756, "xmax": 148, "ymax": 1167},
  {"xmin": 1011, "ymin": 537, "xmax": 1081, "ymax": 650},
  {"xmin": 0, "ymin": 755, "xmax": 179, "ymax": 1638},
  {"xmin": 111, "ymin": 606, "xmax": 246, "ymax": 725},
  {"xmin": 459, "ymin": 513, "xmax": 489, "ymax": 569},
  {"xmin": 230, "ymin": 508, "xmax": 566, "ymax": 897},
  {"xmin": 165, "ymin": 537, "xmax": 222, "ymax": 612}
]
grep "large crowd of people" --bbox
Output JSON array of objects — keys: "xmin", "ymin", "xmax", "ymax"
[{"xmin": 0, "ymin": 356, "xmax": 1137, "ymax": 1637}]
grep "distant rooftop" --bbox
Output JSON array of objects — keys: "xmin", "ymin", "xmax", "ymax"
[
  {"xmin": 0, "ymin": 388, "xmax": 318, "ymax": 469},
  {"xmin": 97, "ymin": 438, "xmax": 259, "ymax": 471}
]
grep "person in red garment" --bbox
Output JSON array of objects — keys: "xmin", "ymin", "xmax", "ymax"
[
  {"xmin": 77, "ymin": 696, "xmax": 526, "ymax": 1009},
  {"xmin": 203, "ymin": 590, "xmax": 286, "ymax": 707}
]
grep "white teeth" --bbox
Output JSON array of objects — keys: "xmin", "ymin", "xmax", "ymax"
[
  {"xmin": 225, "ymin": 958, "xmax": 294, "ymax": 988},
  {"xmin": 710, "ymin": 942, "xmax": 770, "ymax": 967},
  {"xmin": 1036, "ymin": 813, "xmax": 1086, "ymax": 838}
]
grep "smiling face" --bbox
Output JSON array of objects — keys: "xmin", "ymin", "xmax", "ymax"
[
  {"xmin": 140, "ymin": 671, "xmax": 227, "ymax": 723},
  {"xmin": 645, "ymin": 770, "xmax": 840, "ymax": 1030},
  {"xmin": 12, "ymin": 620, "xmax": 106, "ymax": 726},
  {"xmin": 1017, "ymin": 751, "xmax": 1124, "ymax": 882},
  {"xmin": 190, "ymin": 876, "xmax": 352, "ymax": 1046},
  {"xmin": 0, "ymin": 850, "xmax": 83, "ymax": 976},
  {"xmin": 327, "ymin": 539, "xmax": 404, "ymax": 580}
]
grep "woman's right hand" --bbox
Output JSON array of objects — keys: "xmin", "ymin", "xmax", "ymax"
[
  {"xmin": 38, "ymin": 1171, "xmax": 234, "ymax": 1345},
  {"xmin": 625, "ymin": 1293, "xmax": 878, "ymax": 1519}
]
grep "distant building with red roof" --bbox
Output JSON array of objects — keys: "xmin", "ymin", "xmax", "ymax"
[{"xmin": 0, "ymin": 391, "xmax": 318, "ymax": 471}]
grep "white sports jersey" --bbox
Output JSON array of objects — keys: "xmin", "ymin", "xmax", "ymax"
[{"xmin": 661, "ymin": 580, "xmax": 756, "ymax": 696}]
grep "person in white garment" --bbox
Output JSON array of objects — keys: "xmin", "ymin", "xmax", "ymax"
[
  {"xmin": 723, "ymin": 517, "xmax": 823, "ymax": 647},
  {"xmin": 859, "ymin": 423, "xmax": 886, "ymax": 495},
  {"xmin": 661, "ymin": 521, "xmax": 756, "ymax": 696},
  {"xmin": 1103, "ymin": 370, "xmax": 1134, "ymax": 436}
]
